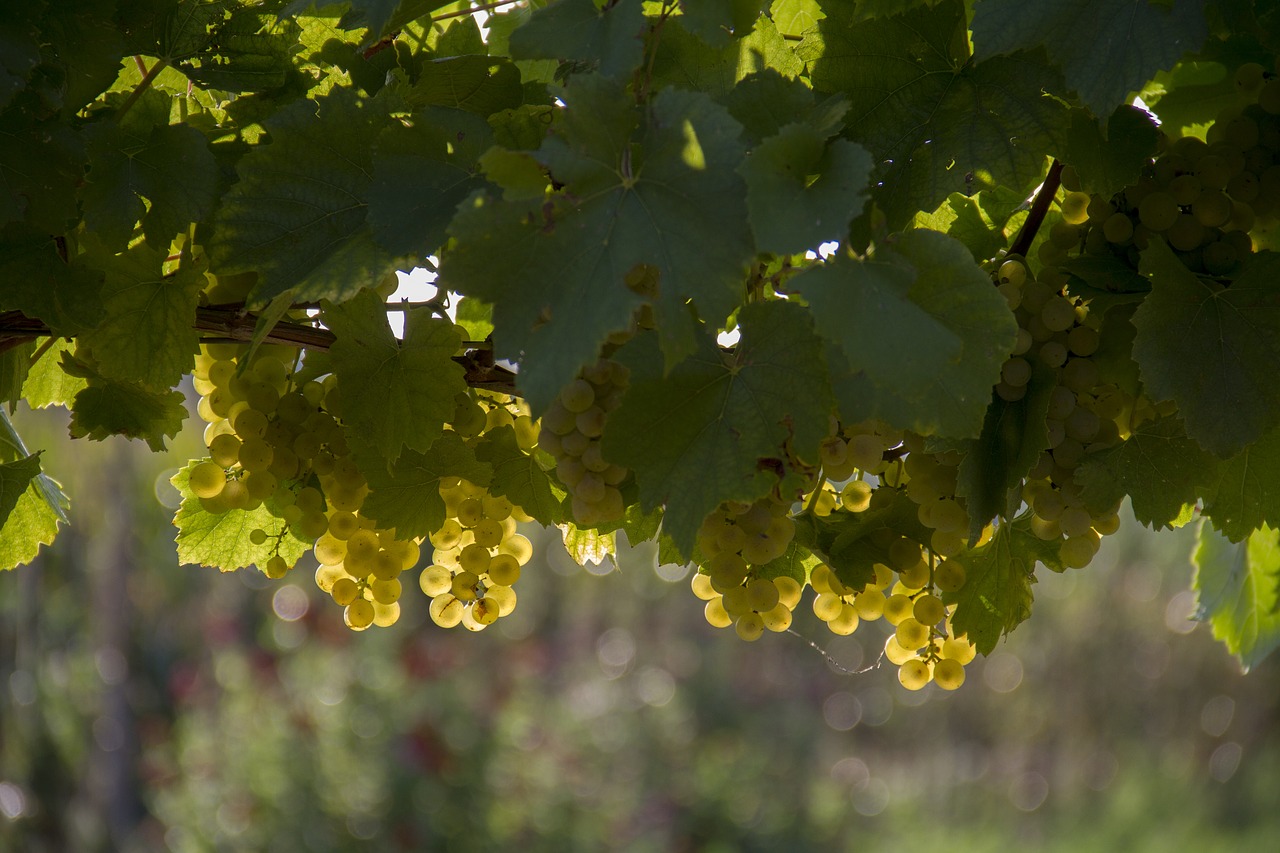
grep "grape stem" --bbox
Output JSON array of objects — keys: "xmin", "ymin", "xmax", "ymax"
[
  {"xmin": 115, "ymin": 57, "xmax": 169, "ymax": 123},
  {"xmin": 785, "ymin": 629, "xmax": 884, "ymax": 675},
  {"xmin": 1006, "ymin": 160, "xmax": 1064, "ymax": 261}
]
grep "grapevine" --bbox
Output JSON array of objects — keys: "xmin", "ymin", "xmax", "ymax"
[{"xmin": 3, "ymin": 1, "xmax": 1280, "ymax": 692}]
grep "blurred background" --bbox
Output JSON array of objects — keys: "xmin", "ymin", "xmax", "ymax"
[{"xmin": 2, "ymin": 397, "xmax": 1279, "ymax": 853}]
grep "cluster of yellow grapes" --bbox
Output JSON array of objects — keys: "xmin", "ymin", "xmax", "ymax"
[
  {"xmin": 417, "ymin": 477, "xmax": 534, "ymax": 631},
  {"xmin": 188, "ymin": 339, "xmax": 424, "ymax": 629},
  {"xmin": 1043, "ymin": 60, "xmax": 1280, "ymax": 277},
  {"xmin": 991, "ymin": 258, "xmax": 1127, "ymax": 568},
  {"xmin": 691, "ymin": 495, "xmax": 802, "ymax": 640},
  {"xmin": 539, "ymin": 358, "xmax": 632, "ymax": 526}
]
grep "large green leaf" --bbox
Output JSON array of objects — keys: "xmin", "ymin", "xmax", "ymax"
[
  {"xmin": 955, "ymin": 364, "xmax": 1056, "ymax": 543},
  {"xmin": 171, "ymin": 462, "xmax": 311, "ymax": 572},
  {"xmin": 208, "ymin": 87, "xmax": 399, "ymax": 308},
  {"xmin": 603, "ymin": 300, "xmax": 833, "ymax": 558},
  {"xmin": 80, "ymin": 241, "xmax": 204, "ymax": 391},
  {"xmin": 1134, "ymin": 243, "xmax": 1280, "ymax": 458},
  {"xmin": 445, "ymin": 74, "xmax": 753, "ymax": 412},
  {"xmin": 0, "ymin": 226, "xmax": 104, "ymax": 336},
  {"xmin": 404, "ymin": 56, "xmax": 523, "ymax": 116},
  {"xmin": 474, "ymin": 425, "xmax": 565, "ymax": 526},
  {"xmin": 1060, "ymin": 105, "xmax": 1161, "ymax": 198},
  {"xmin": 971, "ymin": 0, "xmax": 1208, "ymax": 118},
  {"xmin": 81, "ymin": 88, "xmax": 218, "ymax": 251},
  {"xmin": 945, "ymin": 520, "xmax": 1038, "ymax": 655},
  {"xmin": 324, "ymin": 289, "xmax": 467, "ymax": 465},
  {"xmin": 682, "ymin": 0, "xmax": 768, "ymax": 46},
  {"xmin": 0, "ymin": 409, "xmax": 68, "ymax": 570},
  {"xmin": 1075, "ymin": 414, "xmax": 1218, "ymax": 529},
  {"xmin": 367, "ymin": 107, "xmax": 492, "ymax": 256},
  {"xmin": 796, "ymin": 230, "xmax": 1018, "ymax": 438},
  {"xmin": 508, "ymin": 0, "xmax": 645, "ymax": 79},
  {"xmin": 802, "ymin": 0, "xmax": 1071, "ymax": 227},
  {"xmin": 1193, "ymin": 521, "xmax": 1280, "ymax": 672},
  {"xmin": 649, "ymin": 15, "xmax": 802, "ymax": 96},
  {"xmin": 0, "ymin": 452, "xmax": 41, "ymax": 533},
  {"xmin": 360, "ymin": 430, "xmax": 493, "ymax": 539},
  {"xmin": 1202, "ymin": 426, "xmax": 1280, "ymax": 543},
  {"xmin": 65, "ymin": 355, "xmax": 187, "ymax": 452},
  {"xmin": 738, "ymin": 121, "xmax": 872, "ymax": 254},
  {"xmin": 0, "ymin": 119, "xmax": 85, "ymax": 232},
  {"xmin": 21, "ymin": 338, "xmax": 86, "ymax": 409}
]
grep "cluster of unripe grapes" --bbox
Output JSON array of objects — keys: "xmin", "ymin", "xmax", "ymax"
[
  {"xmin": 1042, "ymin": 60, "xmax": 1280, "ymax": 277},
  {"xmin": 418, "ymin": 477, "xmax": 534, "ymax": 631},
  {"xmin": 187, "ymin": 341, "xmax": 423, "ymax": 629},
  {"xmin": 691, "ymin": 495, "xmax": 802, "ymax": 640},
  {"xmin": 992, "ymin": 258, "xmax": 1125, "ymax": 568},
  {"xmin": 539, "ymin": 357, "xmax": 632, "ymax": 527}
]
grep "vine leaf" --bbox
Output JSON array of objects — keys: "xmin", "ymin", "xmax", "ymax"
[
  {"xmin": 171, "ymin": 463, "xmax": 310, "ymax": 573},
  {"xmin": 208, "ymin": 87, "xmax": 400, "ymax": 309},
  {"xmin": 360, "ymin": 431, "xmax": 492, "ymax": 540},
  {"xmin": 955, "ymin": 364, "xmax": 1057, "ymax": 543},
  {"xmin": 801, "ymin": 0, "xmax": 1071, "ymax": 227},
  {"xmin": 445, "ymin": 74, "xmax": 753, "ymax": 412},
  {"xmin": 0, "ymin": 411, "xmax": 69, "ymax": 571},
  {"xmin": 1201, "ymin": 426, "xmax": 1280, "ymax": 543},
  {"xmin": 508, "ymin": 0, "xmax": 646, "ymax": 79},
  {"xmin": 404, "ymin": 56, "xmax": 523, "ymax": 116},
  {"xmin": 971, "ymin": 0, "xmax": 1208, "ymax": 118},
  {"xmin": 1134, "ymin": 243, "xmax": 1280, "ymax": 458},
  {"xmin": 945, "ymin": 521, "xmax": 1038, "ymax": 656},
  {"xmin": 738, "ymin": 121, "xmax": 872, "ymax": 254},
  {"xmin": 1075, "ymin": 414, "xmax": 1218, "ymax": 529},
  {"xmin": 81, "ymin": 88, "xmax": 218, "ymax": 251},
  {"xmin": 603, "ymin": 300, "xmax": 832, "ymax": 559},
  {"xmin": 324, "ymin": 289, "xmax": 467, "ymax": 466},
  {"xmin": 1060, "ymin": 105, "xmax": 1161, "ymax": 198},
  {"xmin": 0, "ymin": 226, "xmax": 105, "ymax": 337},
  {"xmin": 0, "ymin": 452, "xmax": 41, "ymax": 535},
  {"xmin": 796, "ymin": 230, "xmax": 1018, "ymax": 439},
  {"xmin": 680, "ymin": 0, "xmax": 768, "ymax": 47},
  {"xmin": 795, "ymin": 488, "xmax": 934, "ymax": 591},
  {"xmin": 649, "ymin": 15, "xmax": 802, "ymax": 96},
  {"xmin": 368, "ymin": 107, "xmax": 493, "ymax": 256},
  {"xmin": 1193, "ymin": 521, "xmax": 1280, "ymax": 673},
  {"xmin": 21, "ymin": 338, "xmax": 86, "ymax": 410},
  {"xmin": 474, "ymin": 425, "xmax": 566, "ymax": 526},
  {"xmin": 80, "ymin": 240, "xmax": 205, "ymax": 392},
  {"xmin": 64, "ymin": 355, "xmax": 187, "ymax": 452}
]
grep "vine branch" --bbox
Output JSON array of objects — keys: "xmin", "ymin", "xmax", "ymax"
[
  {"xmin": 1007, "ymin": 159, "xmax": 1064, "ymax": 260},
  {"xmin": 115, "ymin": 58, "xmax": 169, "ymax": 123},
  {"xmin": 0, "ymin": 308, "xmax": 520, "ymax": 396}
]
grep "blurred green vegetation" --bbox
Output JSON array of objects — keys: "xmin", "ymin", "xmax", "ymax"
[{"xmin": 2, "ymin": 401, "xmax": 1279, "ymax": 852}]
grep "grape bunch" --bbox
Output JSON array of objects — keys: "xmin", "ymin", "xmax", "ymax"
[
  {"xmin": 690, "ymin": 494, "xmax": 802, "ymax": 641},
  {"xmin": 539, "ymin": 357, "xmax": 633, "ymax": 526},
  {"xmin": 189, "ymin": 340, "xmax": 423, "ymax": 630},
  {"xmin": 1044, "ymin": 60, "xmax": 1280, "ymax": 279},
  {"xmin": 417, "ymin": 477, "xmax": 534, "ymax": 631}
]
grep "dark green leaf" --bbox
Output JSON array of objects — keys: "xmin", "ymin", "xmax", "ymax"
[
  {"xmin": 508, "ymin": 0, "xmax": 645, "ymax": 79},
  {"xmin": 324, "ymin": 289, "xmax": 467, "ymax": 464},
  {"xmin": 0, "ymin": 226, "xmax": 105, "ymax": 336},
  {"xmin": 1075, "ymin": 414, "xmax": 1218, "ymax": 528},
  {"xmin": 1061, "ymin": 105, "xmax": 1161, "ymax": 198},
  {"xmin": 360, "ymin": 430, "xmax": 492, "ymax": 539},
  {"xmin": 1134, "ymin": 243, "xmax": 1280, "ymax": 457},
  {"xmin": 474, "ymin": 425, "xmax": 565, "ymax": 525},
  {"xmin": 0, "ymin": 452, "xmax": 40, "ymax": 531},
  {"xmin": 603, "ymin": 300, "xmax": 833, "ymax": 558},
  {"xmin": 66, "ymin": 356, "xmax": 187, "ymax": 452},
  {"xmin": 405, "ymin": 55, "xmax": 523, "ymax": 115},
  {"xmin": 1202, "ymin": 425, "xmax": 1280, "ymax": 542},
  {"xmin": 971, "ymin": 0, "xmax": 1208, "ymax": 117},
  {"xmin": 945, "ymin": 520, "xmax": 1038, "ymax": 655}
]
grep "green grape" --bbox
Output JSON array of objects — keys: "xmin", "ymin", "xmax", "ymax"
[
  {"xmin": 1040, "ymin": 295, "xmax": 1076, "ymax": 332},
  {"xmin": 884, "ymin": 592, "xmax": 914, "ymax": 625},
  {"xmin": 472, "ymin": 519, "xmax": 504, "ymax": 549},
  {"xmin": 932, "ymin": 658, "xmax": 966, "ymax": 690},
  {"xmin": 331, "ymin": 577, "xmax": 360, "ymax": 606},
  {"xmin": 1137, "ymin": 191, "xmax": 1179, "ymax": 231},
  {"xmin": 487, "ymin": 584, "xmax": 517, "ymax": 617},
  {"xmin": 812, "ymin": 592, "xmax": 843, "ymax": 622},
  {"xmin": 429, "ymin": 595, "xmax": 465, "ymax": 628},
  {"xmin": 913, "ymin": 594, "xmax": 945, "ymax": 626},
  {"xmin": 263, "ymin": 555, "xmax": 289, "ymax": 579},
  {"xmin": 761, "ymin": 603, "xmax": 793, "ymax": 633},
  {"xmin": 1236, "ymin": 62, "xmax": 1266, "ymax": 96},
  {"xmin": 472, "ymin": 597, "xmax": 501, "ymax": 625},
  {"xmin": 734, "ymin": 612, "xmax": 765, "ymax": 642},
  {"xmin": 840, "ymin": 480, "xmax": 873, "ymax": 512},
  {"xmin": 853, "ymin": 588, "xmax": 886, "ymax": 620},
  {"xmin": 559, "ymin": 379, "xmax": 595, "ymax": 413},
  {"xmin": 486, "ymin": 553, "xmax": 521, "ymax": 586},
  {"xmin": 826, "ymin": 603, "xmax": 860, "ymax": 636},
  {"xmin": 1001, "ymin": 357, "xmax": 1032, "ymax": 387},
  {"xmin": 1059, "ymin": 191, "xmax": 1091, "ymax": 225},
  {"xmin": 1102, "ymin": 211, "xmax": 1134, "ymax": 244},
  {"xmin": 933, "ymin": 559, "xmax": 966, "ymax": 593},
  {"xmin": 941, "ymin": 636, "xmax": 977, "ymax": 664},
  {"xmin": 189, "ymin": 461, "xmax": 227, "ymax": 499},
  {"xmin": 704, "ymin": 597, "xmax": 733, "ymax": 628},
  {"xmin": 773, "ymin": 576, "xmax": 802, "ymax": 610},
  {"xmin": 895, "ymin": 617, "xmax": 930, "ymax": 650},
  {"xmin": 998, "ymin": 259, "xmax": 1027, "ymax": 287},
  {"xmin": 745, "ymin": 577, "xmax": 780, "ymax": 613},
  {"xmin": 249, "ymin": 528, "xmax": 268, "ymax": 546},
  {"xmin": 419, "ymin": 565, "xmax": 454, "ymax": 597},
  {"xmin": 450, "ymin": 571, "xmax": 480, "ymax": 601},
  {"xmin": 897, "ymin": 659, "xmax": 932, "ymax": 691}
]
